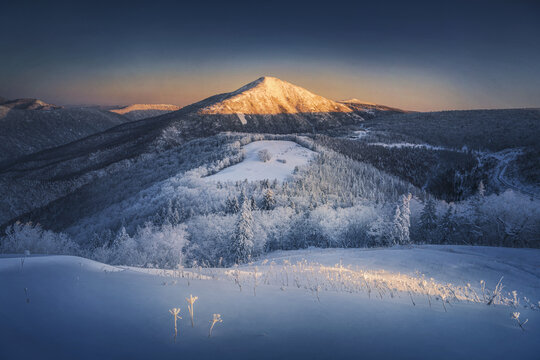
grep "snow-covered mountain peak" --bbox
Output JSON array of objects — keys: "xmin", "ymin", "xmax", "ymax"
[{"xmin": 197, "ymin": 76, "xmax": 353, "ymax": 115}]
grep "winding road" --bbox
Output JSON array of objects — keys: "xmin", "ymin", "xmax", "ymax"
[{"xmin": 485, "ymin": 148, "xmax": 539, "ymax": 200}]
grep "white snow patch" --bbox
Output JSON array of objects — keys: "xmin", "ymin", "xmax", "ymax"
[{"xmin": 206, "ymin": 140, "xmax": 316, "ymax": 182}]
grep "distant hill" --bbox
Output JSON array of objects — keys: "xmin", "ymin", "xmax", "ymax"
[
  {"xmin": 0, "ymin": 98, "xmax": 62, "ymax": 111},
  {"xmin": 109, "ymin": 104, "xmax": 181, "ymax": 120},
  {"xmin": 364, "ymin": 108, "xmax": 540, "ymax": 188},
  {"xmin": 338, "ymin": 99, "xmax": 407, "ymax": 118},
  {"xmin": 0, "ymin": 105, "xmax": 131, "ymax": 163}
]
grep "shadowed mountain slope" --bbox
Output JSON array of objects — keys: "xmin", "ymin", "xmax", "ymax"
[
  {"xmin": 0, "ymin": 106, "xmax": 132, "ymax": 163},
  {"xmin": 339, "ymin": 99, "xmax": 408, "ymax": 118},
  {"xmin": 0, "ymin": 98, "xmax": 62, "ymax": 111},
  {"xmin": 109, "ymin": 104, "xmax": 181, "ymax": 120}
]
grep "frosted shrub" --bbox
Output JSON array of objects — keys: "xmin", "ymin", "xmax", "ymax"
[
  {"xmin": 185, "ymin": 214, "xmax": 236, "ymax": 267},
  {"xmin": 1, "ymin": 222, "xmax": 79, "ymax": 255},
  {"xmin": 135, "ymin": 222, "xmax": 188, "ymax": 268},
  {"xmin": 209, "ymin": 314, "xmax": 223, "ymax": 337},
  {"xmin": 93, "ymin": 223, "xmax": 188, "ymax": 268},
  {"xmin": 511, "ymin": 312, "xmax": 528, "ymax": 331},
  {"xmin": 258, "ymin": 149, "xmax": 272, "ymax": 162},
  {"xmin": 486, "ymin": 277, "xmax": 504, "ymax": 306}
]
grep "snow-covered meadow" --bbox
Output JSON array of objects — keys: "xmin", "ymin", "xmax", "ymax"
[
  {"xmin": 205, "ymin": 140, "xmax": 316, "ymax": 182},
  {"xmin": 1, "ymin": 246, "xmax": 539, "ymax": 359}
]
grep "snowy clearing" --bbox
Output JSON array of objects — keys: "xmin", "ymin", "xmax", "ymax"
[
  {"xmin": 1, "ymin": 246, "xmax": 539, "ymax": 359},
  {"xmin": 205, "ymin": 140, "xmax": 316, "ymax": 182}
]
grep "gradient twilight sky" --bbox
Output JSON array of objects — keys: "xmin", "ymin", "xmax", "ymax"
[{"xmin": 1, "ymin": 0, "xmax": 539, "ymax": 111}]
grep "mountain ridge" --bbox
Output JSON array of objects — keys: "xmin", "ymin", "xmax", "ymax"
[
  {"xmin": 0, "ymin": 98, "xmax": 62, "ymax": 111},
  {"xmin": 338, "ymin": 99, "xmax": 408, "ymax": 117},
  {"xmin": 0, "ymin": 107, "xmax": 131, "ymax": 163},
  {"xmin": 109, "ymin": 103, "xmax": 182, "ymax": 121}
]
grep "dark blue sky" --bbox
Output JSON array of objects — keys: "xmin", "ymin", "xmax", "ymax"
[{"xmin": 1, "ymin": 0, "xmax": 539, "ymax": 110}]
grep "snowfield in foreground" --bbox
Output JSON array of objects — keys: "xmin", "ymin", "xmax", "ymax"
[
  {"xmin": 205, "ymin": 140, "xmax": 316, "ymax": 182},
  {"xmin": 1, "ymin": 246, "xmax": 539, "ymax": 360}
]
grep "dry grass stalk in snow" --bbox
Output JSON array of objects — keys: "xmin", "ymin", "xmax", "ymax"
[
  {"xmin": 221, "ymin": 261, "xmax": 537, "ymax": 310},
  {"xmin": 209, "ymin": 314, "xmax": 223, "ymax": 337},
  {"xmin": 486, "ymin": 277, "xmax": 504, "ymax": 306},
  {"xmin": 186, "ymin": 295, "xmax": 198, "ymax": 327},
  {"xmin": 512, "ymin": 312, "xmax": 528, "ymax": 331},
  {"xmin": 169, "ymin": 308, "xmax": 182, "ymax": 339}
]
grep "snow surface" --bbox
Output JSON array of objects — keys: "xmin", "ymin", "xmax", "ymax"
[
  {"xmin": 1, "ymin": 246, "xmax": 539, "ymax": 359},
  {"xmin": 255, "ymin": 246, "xmax": 540, "ymax": 301},
  {"xmin": 205, "ymin": 140, "xmax": 316, "ymax": 182}
]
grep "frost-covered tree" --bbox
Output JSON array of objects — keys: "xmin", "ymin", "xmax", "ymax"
[
  {"xmin": 0, "ymin": 222, "xmax": 79, "ymax": 255},
  {"xmin": 226, "ymin": 196, "xmax": 240, "ymax": 214},
  {"xmin": 391, "ymin": 205, "xmax": 402, "ymax": 245},
  {"xmin": 262, "ymin": 188, "xmax": 276, "ymax": 210},
  {"xmin": 392, "ymin": 194, "xmax": 412, "ymax": 245},
  {"xmin": 470, "ymin": 181, "xmax": 487, "ymax": 243},
  {"xmin": 472, "ymin": 181, "xmax": 485, "ymax": 218},
  {"xmin": 440, "ymin": 204, "xmax": 457, "ymax": 244},
  {"xmin": 249, "ymin": 195, "xmax": 258, "ymax": 211},
  {"xmin": 258, "ymin": 149, "xmax": 272, "ymax": 162},
  {"xmin": 419, "ymin": 197, "xmax": 438, "ymax": 242},
  {"xmin": 229, "ymin": 199, "xmax": 254, "ymax": 264}
]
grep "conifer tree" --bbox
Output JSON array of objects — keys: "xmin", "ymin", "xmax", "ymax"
[
  {"xmin": 471, "ymin": 181, "xmax": 486, "ymax": 243},
  {"xmin": 392, "ymin": 194, "xmax": 412, "ymax": 245},
  {"xmin": 229, "ymin": 199, "xmax": 254, "ymax": 264},
  {"xmin": 419, "ymin": 197, "xmax": 438, "ymax": 242},
  {"xmin": 262, "ymin": 188, "xmax": 276, "ymax": 210},
  {"xmin": 249, "ymin": 195, "xmax": 258, "ymax": 211},
  {"xmin": 440, "ymin": 204, "xmax": 457, "ymax": 244},
  {"xmin": 226, "ymin": 196, "xmax": 240, "ymax": 214}
]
